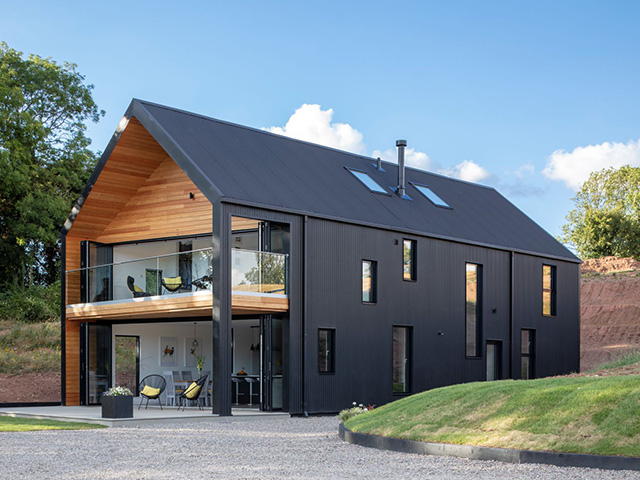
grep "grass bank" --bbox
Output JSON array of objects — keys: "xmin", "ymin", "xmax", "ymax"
[
  {"xmin": 344, "ymin": 375, "xmax": 640, "ymax": 457},
  {"xmin": 0, "ymin": 416, "xmax": 104, "ymax": 432}
]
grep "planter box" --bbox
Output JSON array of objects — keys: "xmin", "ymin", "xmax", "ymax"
[{"xmin": 102, "ymin": 395, "xmax": 133, "ymax": 418}]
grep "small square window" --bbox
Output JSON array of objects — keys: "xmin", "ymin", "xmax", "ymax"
[
  {"xmin": 403, "ymin": 239, "xmax": 416, "ymax": 281},
  {"xmin": 362, "ymin": 260, "xmax": 377, "ymax": 303},
  {"xmin": 318, "ymin": 329, "xmax": 335, "ymax": 374}
]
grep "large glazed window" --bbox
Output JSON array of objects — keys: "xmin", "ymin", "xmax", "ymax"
[
  {"xmin": 465, "ymin": 263, "xmax": 482, "ymax": 357},
  {"xmin": 318, "ymin": 329, "xmax": 335, "ymax": 374},
  {"xmin": 403, "ymin": 239, "xmax": 416, "ymax": 281},
  {"xmin": 362, "ymin": 260, "xmax": 377, "ymax": 303},
  {"xmin": 542, "ymin": 264, "xmax": 557, "ymax": 317},
  {"xmin": 392, "ymin": 326, "xmax": 412, "ymax": 393}
]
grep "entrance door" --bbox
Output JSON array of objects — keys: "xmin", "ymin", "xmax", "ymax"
[
  {"xmin": 261, "ymin": 315, "xmax": 283, "ymax": 411},
  {"xmin": 115, "ymin": 336, "xmax": 140, "ymax": 395},
  {"xmin": 486, "ymin": 340, "xmax": 502, "ymax": 381},
  {"xmin": 80, "ymin": 323, "xmax": 112, "ymax": 405}
]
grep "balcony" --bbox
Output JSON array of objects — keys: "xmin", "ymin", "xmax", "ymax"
[{"xmin": 65, "ymin": 247, "xmax": 289, "ymax": 321}]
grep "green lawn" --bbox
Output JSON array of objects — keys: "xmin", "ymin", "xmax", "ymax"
[
  {"xmin": 345, "ymin": 375, "xmax": 640, "ymax": 457},
  {"xmin": 0, "ymin": 415, "xmax": 105, "ymax": 432}
]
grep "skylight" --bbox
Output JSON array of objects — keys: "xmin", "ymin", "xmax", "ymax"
[
  {"xmin": 412, "ymin": 183, "xmax": 450, "ymax": 208},
  {"xmin": 346, "ymin": 168, "xmax": 388, "ymax": 194}
]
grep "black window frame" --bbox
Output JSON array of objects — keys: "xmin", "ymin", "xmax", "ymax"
[
  {"xmin": 317, "ymin": 328, "xmax": 335, "ymax": 374},
  {"xmin": 362, "ymin": 259, "xmax": 377, "ymax": 304},
  {"xmin": 520, "ymin": 329, "xmax": 536, "ymax": 380},
  {"xmin": 486, "ymin": 339, "xmax": 502, "ymax": 381},
  {"xmin": 392, "ymin": 325, "xmax": 412, "ymax": 395},
  {"xmin": 402, "ymin": 239, "xmax": 417, "ymax": 282},
  {"xmin": 465, "ymin": 262, "xmax": 483, "ymax": 358},
  {"xmin": 542, "ymin": 264, "xmax": 557, "ymax": 317}
]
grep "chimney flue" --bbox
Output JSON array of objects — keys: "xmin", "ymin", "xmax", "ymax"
[
  {"xmin": 377, "ymin": 157, "xmax": 382, "ymax": 171},
  {"xmin": 396, "ymin": 139, "xmax": 407, "ymax": 198}
]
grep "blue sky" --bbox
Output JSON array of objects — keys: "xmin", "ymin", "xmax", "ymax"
[{"xmin": 3, "ymin": 1, "xmax": 640, "ymax": 239}]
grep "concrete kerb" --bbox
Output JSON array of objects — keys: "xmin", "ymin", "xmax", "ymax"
[{"xmin": 339, "ymin": 423, "xmax": 640, "ymax": 472}]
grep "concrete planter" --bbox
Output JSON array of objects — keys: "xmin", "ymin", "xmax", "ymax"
[{"xmin": 101, "ymin": 395, "xmax": 133, "ymax": 418}]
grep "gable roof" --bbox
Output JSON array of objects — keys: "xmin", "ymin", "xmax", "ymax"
[{"xmin": 64, "ymin": 99, "xmax": 579, "ymax": 263}]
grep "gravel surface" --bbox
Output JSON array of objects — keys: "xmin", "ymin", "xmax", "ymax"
[{"xmin": 0, "ymin": 416, "xmax": 637, "ymax": 479}]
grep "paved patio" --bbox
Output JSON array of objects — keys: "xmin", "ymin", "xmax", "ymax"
[{"xmin": 0, "ymin": 404, "xmax": 287, "ymax": 427}]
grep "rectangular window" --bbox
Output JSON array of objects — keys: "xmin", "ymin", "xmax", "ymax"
[
  {"xmin": 362, "ymin": 260, "xmax": 377, "ymax": 303},
  {"xmin": 318, "ymin": 329, "xmax": 335, "ymax": 374},
  {"xmin": 521, "ymin": 329, "xmax": 535, "ymax": 379},
  {"xmin": 486, "ymin": 340, "xmax": 502, "ymax": 381},
  {"xmin": 542, "ymin": 265, "xmax": 557, "ymax": 316},
  {"xmin": 411, "ymin": 183, "xmax": 450, "ymax": 208},
  {"xmin": 465, "ymin": 263, "xmax": 482, "ymax": 357},
  {"xmin": 346, "ymin": 168, "xmax": 389, "ymax": 194},
  {"xmin": 392, "ymin": 326, "xmax": 412, "ymax": 393},
  {"xmin": 403, "ymin": 239, "xmax": 416, "ymax": 281}
]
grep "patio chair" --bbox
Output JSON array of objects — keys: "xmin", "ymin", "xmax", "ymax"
[
  {"xmin": 161, "ymin": 276, "xmax": 184, "ymax": 293},
  {"xmin": 127, "ymin": 276, "xmax": 151, "ymax": 298},
  {"xmin": 138, "ymin": 374, "xmax": 167, "ymax": 410},
  {"xmin": 177, "ymin": 375, "xmax": 208, "ymax": 411}
]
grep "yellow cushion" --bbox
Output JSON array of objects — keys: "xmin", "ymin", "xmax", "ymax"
[
  {"xmin": 140, "ymin": 385, "xmax": 161, "ymax": 397},
  {"xmin": 163, "ymin": 276, "xmax": 182, "ymax": 288},
  {"xmin": 184, "ymin": 382, "xmax": 201, "ymax": 399},
  {"xmin": 134, "ymin": 285, "xmax": 143, "ymax": 293}
]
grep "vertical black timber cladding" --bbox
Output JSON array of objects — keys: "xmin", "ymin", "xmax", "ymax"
[
  {"xmin": 303, "ymin": 218, "xmax": 579, "ymax": 414},
  {"xmin": 223, "ymin": 203, "xmax": 304, "ymax": 414},
  {"xmin": 512, "ymin": 254, "xmax": 580, "ymax": 378},
  {"xmin": 212, "ymin": 201, "xmax": 232, "ymax": 415}
]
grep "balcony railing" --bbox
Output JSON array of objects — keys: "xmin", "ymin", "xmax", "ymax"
[
  {"xmin": 231, "ymin": 249, "xmax": 288, "ymax": 295},
  {"xmin": 65, "ymin": 248, "xmax": 288, "ymax": 306}
]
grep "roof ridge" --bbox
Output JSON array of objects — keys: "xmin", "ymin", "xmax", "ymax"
[{"xmin": 134, "ymin": 99, "xmax": 495, "ymax": 191}]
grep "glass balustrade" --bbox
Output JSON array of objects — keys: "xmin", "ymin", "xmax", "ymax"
[
  {"xmin": 65, "ymin": 248, "xmax": 289, "ymax": 306},
  {"xmin": 231, "ymin": 249, "xmax": 288, "ymax": 295}
]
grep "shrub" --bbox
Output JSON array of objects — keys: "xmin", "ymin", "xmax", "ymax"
[
  {"xmin": 0, "ymin": 282, "xmax": 60, "ymax": 324},
  {"xmin": 339, "ymin": 402, "xmax": 375, "ymax": 422}
]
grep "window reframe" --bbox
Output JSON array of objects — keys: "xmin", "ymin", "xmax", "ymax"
[
  {"xmin": 392, "ymin": 325, "xmax": 413, "ymax": 395},
  {"xmin": 410, "ymin": 182, "xmax": 451, "ymax": 208},
  {"xmin": 362, "ymin": 259, "xmax": 377, "ymax": 304},
  {"xmin": 542, "ymin": 264, "xmax": 557, "ymax": 317},
  {"xmin": 345, "ymin": 167, "xmax": 391, "ymax": 195},
  {"xmin": 402, "ymin": 239, "xmax": 417, "ymax": 282},
  {"xmin": 465, "ymin": 262, "xmax": 483, "ymax": 358}
]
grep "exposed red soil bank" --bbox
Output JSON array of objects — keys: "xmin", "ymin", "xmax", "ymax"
[{"xmin": 0, "ymin": 372, "xmax": 60, "ymax": 403}]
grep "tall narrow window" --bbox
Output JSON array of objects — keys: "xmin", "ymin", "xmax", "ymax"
[
  {"xmin": 521, "ymin": 329, "xmax": 535, "ymax": 379},
  {"xmin": 542, "ymin": 265, "xmax": 557, "ymax": 317},
  {"xmin": 486, "ymin": 340, "xmax": 502, "ymax": 381},
  {"xmin": 403, "ymin": 239, "xmax": 416, "ymax": 281},
  {"xmin": 392, "ymin": 326, "xmax": 412, "ymax": 393},
  {"xmin": 362, "ymin": 260, "xmax": 377, "ymax": 303},
  {"xmin": 318, "ymin": 329, "xmax": 335, "ymax": 374},
  {"xmin": 465, "ymin": 263, "xmax": 482, "ymax": 357}
]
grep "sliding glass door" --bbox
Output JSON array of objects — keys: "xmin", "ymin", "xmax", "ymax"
[{"xmin": 80, "ymin": 323, "xmax": 112, "ymax": 405}]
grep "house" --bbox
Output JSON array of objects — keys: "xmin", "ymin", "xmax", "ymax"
[{"xmin": 60, "ymin": 99, "xmax": 581, "ymax": 415}]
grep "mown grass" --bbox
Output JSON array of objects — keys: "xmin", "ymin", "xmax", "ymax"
[
  {"xmin": 345, "ymin": 375, "xmax": 640, "ymax": 457},
  {"xmin": 0, "ymin": 416, "xmax": 104, "ymax": 432}
]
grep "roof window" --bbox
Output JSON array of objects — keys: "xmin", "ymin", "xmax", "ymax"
[
  {"xmin": 411, "ymin": 183, "xmax": 450, "ymax": 208},
  {"xmin": 346, "ymin": 168, "xmax": 389, "ymax": 194}
]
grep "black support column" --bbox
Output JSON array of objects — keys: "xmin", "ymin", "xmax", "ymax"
[{"xmin": 212, "ymin": 200, "xmax": 232, "ymax": 415}]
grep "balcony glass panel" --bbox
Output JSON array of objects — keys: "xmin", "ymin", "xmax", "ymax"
[{"xmin": 231, "ymin": 249, "xmax": 288, "ymax": 295}]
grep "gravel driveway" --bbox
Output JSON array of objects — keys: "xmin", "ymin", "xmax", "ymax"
[{"xmin": 0, "ymin": 416, "xmax": 636, "ymax": 479}]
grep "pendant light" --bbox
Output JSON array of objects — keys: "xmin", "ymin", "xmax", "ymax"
[{"xmin": 192, "ymin": 322, "xmax": 199, "ymax": 349}]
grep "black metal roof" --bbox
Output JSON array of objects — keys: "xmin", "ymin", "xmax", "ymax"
[{"xmin": 67, "ymin": 99, "xmax": 579, "ymax": 262}]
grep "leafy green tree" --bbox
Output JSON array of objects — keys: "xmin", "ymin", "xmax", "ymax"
[
  {"xmin": 0, "ymin": 43, "xmax": 104, "ymax": 286},
  {"xmin": 560, "ymin": 166, "xmax": 640, "ymax": 259}
]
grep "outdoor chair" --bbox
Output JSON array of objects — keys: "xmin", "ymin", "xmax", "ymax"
[
  {"xmin": 138, "ymin": 374, "xmax": 167, "ymax": 410},
  {"xmin": 127, "ymin": 276, "xmax": 151, "ymax": 298},
  {"xmin": 177, "ymin": 375, "xmax": 208, "ymax": 411},
  {"xmin": 161, "ymin": 276, "xmax": 184, "ymax": 293}
]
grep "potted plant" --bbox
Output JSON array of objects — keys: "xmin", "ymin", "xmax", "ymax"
[
  {"xmin": 196, "ymin": 354, "xmax": 206, "ymax": 378},
  {"xmin": 102, "ymin": 386, "xmax": 134, "ymax": 418}
]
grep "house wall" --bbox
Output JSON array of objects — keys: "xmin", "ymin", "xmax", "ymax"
[{"xmin": 303, "ymin": 218, "xmax": 580, "ymax": 413}]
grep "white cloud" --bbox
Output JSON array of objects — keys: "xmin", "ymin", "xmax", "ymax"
[
  {"xmin": 264, "ymin": 104, "xmax": 366, "ymax": 155},
  {"xmin": 542, "ymin": 139, "xmax": 640, "ymax": 190},
  {"xmin": 509, "ymin": 163, "xmax": 535, "ymax": 179},
  {"xmin": 371, "ymin": 147, "xmax": 434, "ymax": 171},
  {"xmin": 440, "ymin": 160, "xmax": 491, "ymax": 183}
]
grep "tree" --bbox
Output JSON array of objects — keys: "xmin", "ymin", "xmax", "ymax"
[
  {"xmin": 560, "ymin": 166, "xmax": 640, "ymax": 259},
  {"xmin": 0, "ymin": 43, "xmax": 104, "ymax": 286}
]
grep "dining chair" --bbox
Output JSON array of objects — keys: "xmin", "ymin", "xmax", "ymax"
[
  {"xmin": 181, "ymin": 370, "xmax": 192, "ymax": 381},
  {"xmin": 162, "ymin": 370, "xmax": 176, "ymax": 406}
]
